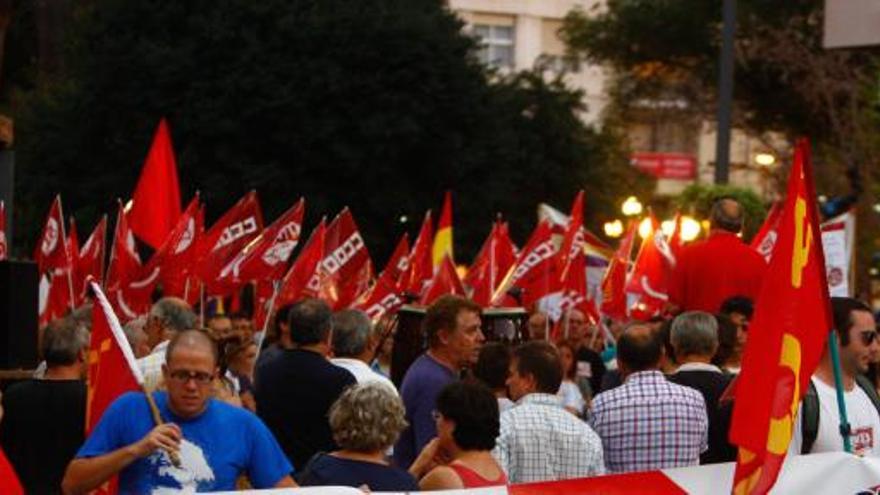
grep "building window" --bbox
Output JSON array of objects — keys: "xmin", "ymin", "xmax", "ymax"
[{"xmin": 473, "ymin": 24, "xmax": 514, "ymax": 69}]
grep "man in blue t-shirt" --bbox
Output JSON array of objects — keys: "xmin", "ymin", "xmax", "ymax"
[
  {"xmin": 62, "ymin": 329, "xmax": 295, "ymax": 494},
  {"xmin": 394, "ymin": 295, "xmax": 484, "ymax": 468}
]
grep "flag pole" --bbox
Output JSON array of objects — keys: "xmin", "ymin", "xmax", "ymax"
[
  {"xmin": 58, "ymin": 198, "xmax": 76, "ymax": 311},
  {"xmin": 255, "ymin": 281, "xmax": 281, "ymax": 354},
  {"xmin": 828, "ymin": 330, "xmax": 853, "ymax": 453}
]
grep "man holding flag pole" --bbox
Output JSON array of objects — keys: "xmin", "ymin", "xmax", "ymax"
[{"xmin": 62, "ymin": 283, "xmax": 295, "ymax": 493}]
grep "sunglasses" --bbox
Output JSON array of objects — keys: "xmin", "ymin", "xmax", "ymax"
[{"xmin": 860, "ymin": 330, "xmax": 878, "ymax": 347}]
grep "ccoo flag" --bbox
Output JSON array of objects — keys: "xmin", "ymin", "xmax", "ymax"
[{"xmin": 729, "ymin": 139, "xmax": 833, "ymax": 495}]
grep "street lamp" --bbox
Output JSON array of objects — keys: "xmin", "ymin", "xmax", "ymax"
[
  {"xmin": 603, "ymin": 219, "xmax": 624, "ymax": 238},
  {"xmin": 638, "ymin": 217, "xmax": 653, "ymax": 239},
  {"xmin": 622, "ymin": 196, "xmax": 643, "ymax": 217},
  {"xmin": 754, "ymin": 153, "xmax": 776, "ymax": 167},
  {"xmin": 679, "ymin": 216, "xmax": 701, "ymax": 242}
]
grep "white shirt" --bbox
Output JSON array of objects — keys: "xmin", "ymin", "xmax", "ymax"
[
  {"xmin": 791, "ymin": 376, "xmax": 880, "ymax": 456},
  {"xmin": 557, "ymin": 380, "xmax": 586, "ymax": 416},
  {"xmin": 331, "ymin": 358, "xmax": 398, "ymax": 396},
  {"xmin": 137, "ymin": 340, "xmax": 169, "ymax": 392},
  {"xmin": 493, "ymin": 393, "xmax": 605, "ymax": 483}
]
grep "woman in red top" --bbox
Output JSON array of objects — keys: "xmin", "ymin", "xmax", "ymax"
[{"xmin": 409, "ymin": 382, "xmax": 507, "ymax": 489}]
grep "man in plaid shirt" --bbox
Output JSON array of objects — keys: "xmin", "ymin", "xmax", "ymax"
[
  {"xmin": 493, "ymin": 341, "xmax": 605, "ymax": 483},
  {"xmin": 590, "ymin": 323, "xmax": 708, "ymax": 473}
]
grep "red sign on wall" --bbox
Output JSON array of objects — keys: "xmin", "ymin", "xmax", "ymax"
[{"xmin": 630, "ymin": 152, "xmax": 697, "ymax": 180}]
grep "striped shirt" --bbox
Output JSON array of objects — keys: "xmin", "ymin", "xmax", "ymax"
[
  {"xmin": 590, "ymin": 370, "xmax": 708, "ymax": 473},
  {"xmin": 493, "ymin": 393, "xmax": 605, "ymax": 483}
]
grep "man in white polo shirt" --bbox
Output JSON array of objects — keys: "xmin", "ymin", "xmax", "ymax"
[{"xmin": 330, "ymin": 309, "xmax": 397, "ymax": 394}]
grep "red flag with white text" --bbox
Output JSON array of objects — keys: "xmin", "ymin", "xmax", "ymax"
[
  {"xmin": 751, "ymin": 202, "xmax": 783, "ymax": 263},
  {"xmin": 626, "ymin": 213, "xmax": 675, "ymax": 320},
  {"xmin": 355, "ymin": 233, "xmax": 409, "ymax": 320},
  {"xmin": 197, "ymin": 191, "xmax": 263, "ymax": 294},
  {"xmin": 491, "ymin": 220, "xmax": 557, "ymax": 308},
  {"xmin": 105, "ymin": 203, "xmax": 151, "ymax": 321},
  {"xmin": 154, "ymin": 195, "xmax": 202, "ymax": 299},
  {"xmin": 34, "ymin": 195, "xmax": 71, "ymax": 274},
  {"xmin": 277, "ymin": 219, "xmax": 326, "ymax": 308},
  {"xmin": 318, "ymin": 208, "xmax": 373, "ymax": 309}
]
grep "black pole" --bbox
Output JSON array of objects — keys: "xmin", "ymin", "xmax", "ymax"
[{"xmin": 714, "ymin": 0, "xmax": 736, "ymax": 184}]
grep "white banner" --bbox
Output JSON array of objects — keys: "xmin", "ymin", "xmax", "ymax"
[{"xmin": 821, "ymin": 211, "xmax": 855, "ymax": 297}]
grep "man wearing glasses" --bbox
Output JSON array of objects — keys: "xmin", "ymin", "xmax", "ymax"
[
  {"xmin": 790, "ymin": 297, "xmax": 880, "ymax": 457},
  {"xmin": 62, "ymin": 329, "xmax": 296, "ymax": 493}
]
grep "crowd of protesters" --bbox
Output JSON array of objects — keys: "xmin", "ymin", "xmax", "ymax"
[{"xmin": 1, "ymin": 197, "xmax": 880, "ymax": 493}]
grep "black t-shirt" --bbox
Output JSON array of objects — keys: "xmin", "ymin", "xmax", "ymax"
[
  {"xmin": 575, "ymin": 347, "xmax": 607, "ymax": 396},
  {"xmin": 668, "ymin": 369, "xmax": 736, "ymax": 464},
  {"xmin": 298, "ymin": 453, "xmax": 419, "ymax": 491},
  {"xmin": 254, "ymin": 348, "xmax": 356, "ymax": 469},
  {"xmin": 0, "ymin": 379, "xmax": 86, "ymax": 494}
]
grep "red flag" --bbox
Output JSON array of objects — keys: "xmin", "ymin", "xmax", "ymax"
[
  {"xmin": 667, "ymin": 212, "xmax": 684, "ymax": 258},
  {"xmin": 218, "ymin": 198, "xmax": 305, "ymax": 286},
  {"xmin": 549, "ymin": 249, "xmax": 600, "ymax": 339},
  {"xmin": 0, "ymin": 200, "xmax": 6, "ymax": 261},
  {"xmin": 197, "ymin": 191, "xmax": 264, "ymax": 294},
  {"xmin": 74, "ymin": 216, "xmax": 108, "ymax": 305},
  {"xmin": 38, "ymin": 271, "xmax": 72, "ymax": 328},
  {"xmin": 0, "ymin": 447, "xmax": 24, "ymax": 495},
  {"xmin": 467, "ymin": 221, "xmax": 517, "ymax": 307},
  {"xmin": 432, "ymin": 191, "xmax": 453, "ymax": 269},
  {"xmin": 277, "ymin": 219, "xmax": 326, "ymax": 307},
  {"xmin": 730, "ymin": 140, "xmax": 832, "ymax": 495},
  {"xmin": 317, "ymin": 208, "xmax": 373, "ymax": 309},
  {"xmin": 626, "ymin": 213, "xmax": 675, "ymax": 320},
  {"xmin": 750, "ymin": 202, "xmax": 783, "ymax": 263},
  {"xmin": 68, "ymin": 217, "xmax": 80, "ymax": 267},
  {"xmin": 34, "ymin": 195, "xmax": 71, "ymax": 274},
  {"xmin": 556, "ymin": 190, "xmax": 585, "ymax": 276},
  {"xmin": 400, "ymin": 211, "xmax": 434, "ymax": 296},
  {"xmin": 600, "ymin": 220, "xmax": 637, "ymax": 321},
  {"xmin": 153, "ymin": 195, "xmax": 202, "ymax": 298},
  {"xmin": 491, "ymin": 220, "xmax": 558, "ymax": 308},
  {"xmin": 420, "ymin": 254, "xmax": 465, "ymax": 305},
  {"xmin": 128, "ymin": 118, "xmax": 182, "ymax": 249},
  {"xmin": 354, "ymin": 233, "xmax": 409, "ymax": 320},
  {"xmin": 105, "ymin": 203, "xmax": 152, "ymax": 321}
]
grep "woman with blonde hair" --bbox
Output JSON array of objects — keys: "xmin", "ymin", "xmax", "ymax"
[{"xmin": 297, "ymin": 383, "xmax": 418, "ymax": 491}]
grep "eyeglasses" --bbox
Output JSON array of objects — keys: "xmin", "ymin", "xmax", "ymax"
[
  {"xmin": 860, "ymin": 330, "xmax": 878, "ymax": 346},
  {"xmin": 167, "ymin": 370, "xmax": 214, "ymax": 385}
]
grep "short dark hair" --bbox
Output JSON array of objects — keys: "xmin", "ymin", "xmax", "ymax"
[
  {"xmin": 331, "ymin": 309, "xmax": 372, "ymax": 357},
  {"xmin": 832, "ymin": 297, "xmax": 873, "ymax": 347},
  {"xmin": 513, "ymin": 341, "xmax": 562, "ymax": 394},
  {"xmin": 288, "ymin": 298, "xmax": 333, "ymax": 345},
  {"xmin": 423, "ymin": 295, "xmax": 481, "ymax": 348},
  {"xmin": 42, "ymin": 317, "xmax": 89, "ymax": 366},
  {"xmin": 473, "ymin": 342, "xmax": 512, "ymax": 390},
  {"xmin": 712, "ymin": 314, "xmax": 738, "ymax": 367},
  {"xmin": 617, "ymin": 324, "xmax": 662, "ymax": 372},
  {"xmin": 435, "ymin": 381, "xmax": 499, "ymax": 451},
  {"xmin": 720, "ymin": 296, "xmax": 754, "ymax": 319},
  {"xmin": 710, "ymin": 197, "xmax": 744, "ymax": 233},
  {"xmin": 165, "ymin": 329, "xmax": 219, "ymax": 366}
]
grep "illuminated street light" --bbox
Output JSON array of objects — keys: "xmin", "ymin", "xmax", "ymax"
[
  {"xmin": 661, "ymin": 220, "xmax": 675, "ymax": 238},
  {"xmin": 603, "ymin": 219, "xmax": 624, "ymax": 238},
  {"xmin": 638, "ymin": 217, "xmax": 653, "ymax": 239},
  {"xmin": 679, "ymin": 216, "xmax": 701, "ymax": 242},
  {"xmin": 754, "ymin": 153, "xmax": 776, "ymax": 166},
  {"xmin": 621, "ymin": 196, "xmax": 643, "ymax": 217}
]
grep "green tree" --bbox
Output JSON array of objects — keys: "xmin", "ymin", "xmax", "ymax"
[
  {"xmin": 12, "ymin": 0, "xmax": 650, "ymax": 262},
  {"xmin": 674, "ymin": 184, "xmax": 766, "ymax": 242}
]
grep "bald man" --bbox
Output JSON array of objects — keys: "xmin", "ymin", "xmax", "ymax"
[
  {"xmin": 669, "ymin": 197, "xmax": 767, "ymax": 313},
  {"xmin": 63, "ymin": 330, "xmax": 296, "ymax": 494},
  {"xmin": 590, "ymin": 324, "xmax": 708, "ymax": 473}
]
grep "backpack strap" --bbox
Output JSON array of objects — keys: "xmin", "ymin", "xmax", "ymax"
[{"xmin": 801, "ymin": 379, "xmax": 820, "ymax": 455}]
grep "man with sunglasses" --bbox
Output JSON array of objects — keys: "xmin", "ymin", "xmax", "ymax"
[
  {"xmin": 790, "ymin": 297, "xmax": 880, "ymax": 456},
  {"xmin": 63, "ymin": 329, "xmax": 296, "ymax": 493}
]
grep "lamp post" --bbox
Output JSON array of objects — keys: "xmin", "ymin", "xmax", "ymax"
[{"xmin": 621, "ymin": 196, "xmax": 643, "ymax": 217}]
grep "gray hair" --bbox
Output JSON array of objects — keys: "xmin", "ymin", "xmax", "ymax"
[
  {"xmin": 331, "ymin": 309, "xmax": 372, "ymax": 358},
  {"xmin": 671, "ymin": 311, "xmax": 719, "ymax": 357},
  {"xmin": 289, "ymin": 298, "xmax": 333, "ymax": 345},
  {"xmin": 149, "ymin": 297, "xmax": 197, "ymax": 333},
  {"xmin": 329, "ymin": 383, "xmax": 407, "ymax": 452},
  {"xmin": 123, "ymin": 316, "xmax": 148, "ymax": 350},
  {"xmin": 42, "ymin": 317, "xmax": 90, "ymax": 366}
]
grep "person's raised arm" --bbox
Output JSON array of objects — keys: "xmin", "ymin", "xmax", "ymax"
[{"xmin": 62, "ymin": 423, "xmax": 181, "ymax": 495}]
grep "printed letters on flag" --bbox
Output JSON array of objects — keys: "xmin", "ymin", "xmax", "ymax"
[
  {"xmin": 491, "ymin": 220, "xmax": 557, "ymax": 308},
  {"xmin": 315, "ymin": 208, "xmax": 372, "ymax": 309},
  {"xmin": 730, "ymin": 139, "xmax": 833, "ymax": 495},
  {"xmin": 196, "ymin": 191, "xmax": 263, "ymax": 294}
]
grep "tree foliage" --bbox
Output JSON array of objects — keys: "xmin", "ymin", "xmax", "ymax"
[
  {"xmin": 674, "ymin": 183, "xmax": 766, "ymax": 242},
  {"xmin": 11, "ymin": 0, "xmax": 651, "ymax": 262}
]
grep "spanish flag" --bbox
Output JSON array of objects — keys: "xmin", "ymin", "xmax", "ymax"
[
  {"xmin": 729, "ymin": 139, "xmax": 833, "ymax": 494},
  {"xmin": 432, "ymin": 191, "xmax": 453, "ymax": 270}
]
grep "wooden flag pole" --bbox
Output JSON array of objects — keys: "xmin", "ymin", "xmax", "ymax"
[{"xmin": 143, "ymin": 391, "xmax": 182, "ymax": 467}]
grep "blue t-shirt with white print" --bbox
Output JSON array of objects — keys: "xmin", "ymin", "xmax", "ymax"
[{"xmin": 77, "ymin": 391, "xmax": 292, "ymax": 494}]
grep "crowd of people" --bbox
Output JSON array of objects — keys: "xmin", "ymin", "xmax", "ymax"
[{"xmin": 1, "ymin": 197, "xmax": 879, "ymax": 493}]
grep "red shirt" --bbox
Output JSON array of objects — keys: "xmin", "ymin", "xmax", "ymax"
[
  {"xmin": 670, "ymin": 231, "xmax": 767, "ymax": 312},
  {"xmin": 449, "ymin": 462, "xmax": 508, "ymax": 488}
]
